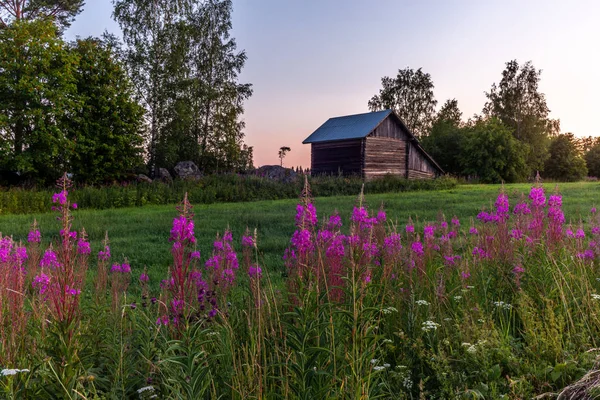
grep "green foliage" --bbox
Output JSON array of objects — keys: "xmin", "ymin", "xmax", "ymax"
[
  {"xmin": 0, "ymin": 174, "xmax": 456, "ymax": 215},
  {"xmin": 66, "ymin": 38, "xmax": 146, "ymax": 184},
  {"xmin": 421, "ymin": 100, "xmax": 464, "ymax": 175},
  {"xmin": 0, "ymin": 0, "xmax": 84, "ymax": 30},
  {"xmin": 459, "ymin": 118, "xmax": 527, "ymax": 183},
  {"xmin": 368, "ymin": 67, "xmax": 437, "ymax": 138},
  {"xmin": 0, "ymin": 20, "xmax": 79, "ymax": 184},
  {"xmin": 584, "ymin": 141, "xmax": 600, "ymax": 178},
  {"xmin": 114, "ymin": 0, "xmax": 253, "ymax": 175},
  {"xmin": 484, "ymin": 60, "xmax": 558, "ymax": 176},
  {"xmin": 544, "ymin": 133, "xmax": 587, "ymax": 181}
]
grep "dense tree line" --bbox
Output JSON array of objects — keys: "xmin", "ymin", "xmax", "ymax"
[
  {"xmin": 371, "ymin": 61, "xmax": 595, "ymax": 183},
  {"xmin": 0, "ymin": 0, "xmax": 253, "ymax": 186}
]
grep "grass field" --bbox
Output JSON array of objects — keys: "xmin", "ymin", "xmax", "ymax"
[{"xmin": 1, "ymin": 181, "xmax": 598, "ymax": 286}]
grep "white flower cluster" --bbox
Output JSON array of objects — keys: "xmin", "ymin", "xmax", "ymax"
[
  {"xmin": 382, "ymin": 306, "xmax": 398, "ymax": 314},
  {"xmin": 453, "ymin": 295, "xmax": 462, "ymax": 301},
  {"xmin": 421, "ymin": 320, "xmax": 440, "ymax": 332},
  {"xmin": 461, "ymin": 339, "xmax": 488, "ymax": 354},
  {"xmin": 1, "ymin": 368, "xmax": 29, "ymax": 376},
  {"xmin": 591, "ymin": 294, "xmax": 600, "ymax": 301},
  {"xmin": 493, "ymin": 301, "xmax": 513, "ymax": 310},
  {"xmin": 415, "ymin": 300, "xmax": 430, "ymax": 306}
]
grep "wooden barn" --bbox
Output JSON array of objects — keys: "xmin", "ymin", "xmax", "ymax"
[{"xmin": 303, "ymin": 110, "xmax": 443, "ymax": 179}]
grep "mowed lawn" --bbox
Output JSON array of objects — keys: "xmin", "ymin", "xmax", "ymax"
[{"xmin": 1, "ymin": 181, "xmax": 599, "ymax": 286}]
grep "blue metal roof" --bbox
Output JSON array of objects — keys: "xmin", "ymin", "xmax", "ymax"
[{"xmin": 302, "ymin": 110, "xmax": 392, "ymax": 144}]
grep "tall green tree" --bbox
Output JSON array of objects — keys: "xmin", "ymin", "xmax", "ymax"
[
  {"xmin": 483, "ymin": 60, "xmax": 559, "ymax": 175},
  {"xmin": 544, "ymin": 133, "xmax": 587, "ymax": 181},
  {"xmin": 0, "ymin": 20, "xmax": 78, "ymax": 183},
  {"xmin": 585, "ymin": 142, "xmax": 600, "ymax": 178},
  {"xmin": 0, "ymin": 0, "xmax": 84, "ymax": 30},
  {"xmin": 459, "ymin": 117, "xmax": 527, "ymax": 183},
  {"xmin": 65, "ymin": 38, "xmax": 146, "ymax": 184},
  {"xmin": 113, "ymin": 0, "xmax": 253, "ymax": 175},
  {"xmin": 421, "ymin": 99, "xmax": 463, "ymax": 175},
  {"xmin": 368, "ymin": 67, "xmax": 437, "ymax": 138}
]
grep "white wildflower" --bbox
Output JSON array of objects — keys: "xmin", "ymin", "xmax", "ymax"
[
  {"xmin": 444, "ymin": 317, "xmax": 452, "ymax": 321},
  {"xmin": 370, "ymin": 359, "xmax": 378, "ymax": 365},
  {"xmin": 383, "ymin": 363, "xmax": 391, "ymax": 368},
  {"xmin": 1, "ymin": 369, "xmax": 29, "ymax": 376},
  {"xmin": 461, "ymin": 342, "xmax": 472, "ymax": 347},
  {"xmin": 466, "ymin": 345, "xmax": 477, "ymax": 354},
  {"xmin": 137, "ymin": 386, "xmax": 155, "ymax": 394},
  {"xmin": 592, "ymin": 294, "xmax": 600, "ymax": 301},
  {"xmin": 477, "ymin": 339, "xmax": 488, "ymax": 346},
  {"xmin": 373, "ymin": 366, "xmax": 385, "ymax": 371},
  {"xmin": 382, "ymin": 339, "xmax": 393, "ymax": 344},
  {"xmin": 493, "ymin": 301, "xmax": 513, "ymax": 310},
  {"xmin": 453, "ymin": 295, "xmax": 462, "ymax": 301},
  {"xmin": 421, "ymin": 320, "xmax": 440, "ymax": 332},
  {"xmin": 466, "ymin": 285, "xmax": 475, "ymax": 289},
  {"xmin": 382, "ymin": 306, "xmax": 398, "ymax": 314},
  {"xmin": 415, "ymin": 300, "xmax": 430, "ymax": 306}
]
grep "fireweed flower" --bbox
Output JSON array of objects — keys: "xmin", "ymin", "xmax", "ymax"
[
  {"xmin": 529, "ymin": 187, "xmax": 546, "ymax": 208},
  {"xmin": 139, "ymin": 272, "xmax": 149, "ymax": 282},
  {"xmin": 248, "ymin": 265, "xmax": 262, "ymax": 279},
  {"xmin": 383, "ymin": 233, "xmax": 402, "ymax": 255},
  {"xmin": 71, "ymin": 203, "xmax": 78, "ymax": 209},
  {"xmin": 52, "ymin": 190, "xmax": 68, "ymax": 205},
  {"xmin": 411, "ymin": 241, "xmax": 424, "ymax": 256},
  {"xmin": 566, "ymin": 229, "xmax": 575, "ymax": 238},
  {"xmin": 405, "ymin": 224, "xmax": 415, "ymax": 233},
  {"xmin": 548, "ymin": 195, "xmax": 562, "ymax": 208},
  {"xmin": 40, "ymin": 249, "xmax": 60, "ymax": 269},
  {"xmin": 451, "ymin": 217, "xmax": 460, "ymax": 227},
  {"xmin": 77, "ymin": 238, "xmax": 91, "ymax": 255},
  {"xmin": 423, "ymin": 225, "xmax": 436, "ymax": 239},
  {"xmin": 33, "ymin": 273, "xmax": 50, "ymax": 295},
  {"xmin": 241, "ymin": 235, "xmax": 254, "ymax": 247},
  {"xmin": 469, "ymin": 227, "xmax": 479, "ymax": 235},
  {"xmin": 65, "ymin": 286, "xmax": 81, "ymax": 296},
  {"xmin": 295, "ymin": 203, "xmax": 317, "ymax": 227},
  {"xmin": 190, "ymin": 251, "xmax": 201, "ymax": 259},
  {"xmin": 28, "ymin": 229, "xmax": 41, "ymax": 243},
  {"xmin": 461, "ymin": 270, "xmax": 471, "ymax": 280},
  {"xmin": 495, "ymin": 193, "xmax": 509, "ymax": 220},
  {"xmin": 377, "ymin": 210, "xmax": 387, "ymax": 222},
  {"xmin": 170, "ymin": 215, "xmax": 196, "ymax": 244},
  {"xmin": 60, "ymin": 230, "xmax": 77, "ymax": 240},
  {"xmin": 576, "ymin": 229, "xmax": 585, "ymax": 239},
  {"xmin": 291, "ymin": 229, "xmax": 313, "ymax": 253},
  {"xmin": 513, "ymin": 202, "xmax": 531, "ymax": 215},
  {"xmin": 351, "ymin": 206, "xmax": 377, "ymax": 230},
  {"xmin": 509, "ymin": 229, "xmax": 524, "ymax": 240},
  {"xmin": 328, "ymin": 214, "xmax": 342, "ymax": 229},
  {"xmin": 98, "ymin": 245, "xmax": 111, "ymax": 261},
  {"xmin": 592, "ymin": 207, "xmax": 597, "ymax": 214}
]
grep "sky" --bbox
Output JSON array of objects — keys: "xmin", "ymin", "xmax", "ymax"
[{"xmin": 65, "ymin": 0, "xmax": 600, "ymax": 168}]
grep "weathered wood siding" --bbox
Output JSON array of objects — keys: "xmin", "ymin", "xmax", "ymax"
[
  {"xmin": 370, "ymin": 117, "xmax": 409, "ymax": 140},
  {"xmin": 363, "ymin": 137, "xmax": 406, "ymax": 179},
  {"xmin": 407, "ymin": 142, "xmax": 437, "ymax": 179},
  {"xmin": 311, "ymin": 140, "xmax": 362, "ymax": 175}
]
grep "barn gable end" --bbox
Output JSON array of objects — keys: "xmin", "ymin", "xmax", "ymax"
[{"xmin": 303, "ymin": 110, "xmax": 443, "ymax": 179}]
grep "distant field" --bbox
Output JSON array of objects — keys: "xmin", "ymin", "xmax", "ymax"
[{"xmin": 1, "ymin": 181, "xmax": 598, "ymax": 286}]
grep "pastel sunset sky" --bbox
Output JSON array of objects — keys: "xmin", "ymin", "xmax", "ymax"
[{"xmin": 65, "ymin": 0, "xmax": 600, "ymax": 168}]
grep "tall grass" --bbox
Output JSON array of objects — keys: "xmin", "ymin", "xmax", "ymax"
[{"xmin": 0, "ymin": 176, "xmax": 599, "ymax": 398}]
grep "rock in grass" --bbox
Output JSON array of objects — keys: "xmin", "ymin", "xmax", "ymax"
[
  {"xmin": 174, "ymin": 161, "xmax": 202, "ymax": 180},
  {"xmin": 157, "ymin": 168, "xmax": 173, "ymax": 184},
  {"xmin": 136, "ymin": 174, "xmax": 153, "ymax": 184},
  {"xmin": 255, "ymin": 165, "xmax": 298, "ymax": 183}
]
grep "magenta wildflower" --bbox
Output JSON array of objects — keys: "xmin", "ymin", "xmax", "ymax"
[
  {"xmin": 411, "ymin": 241, "xmax": 424, "ymax": 256},
  {"xmin": 242, "ymin": 235, "xmax": 254, "ymax": 247},
  {"xmin": 423, "ymin": 225, "xmax": 435, "ymax": 239},
  {"xmin": 469, "ymin": 227, "xmax": 479, "ymax": 235},
  {"xmin": 451, "ymin": 217, "xmax": 460, "ymax": 227},
  {"xmin": 139, "ymin": 272, "xmax": 149, "ymax": 282},
  {"xmin": 529, "ymin": 187, "xmax": 546, "ymax": 208},
  {"xmin": 592, "ymin": 227, "xmax": 600, "ymax": 235},
  {"xmin": 98, "ymin": 245, "xmax": 111, "ymax": 261},
  {"xmin": 513, "ymin": 202, "xmax": 531, "ymax": 215},
  {"xmin": 509, "ymin": 229, "xmax": 523, "ymax": 240},
  {"xmin": 405, "ymin": 224, "xmax": 415, "ymax": 233},
  {"xmin": 40, "ymin": 249, "xmax": 60, "ymax": 269},
  {"xmin": 291, "ymin": 229, "xmax": 312, "ymax": 253},
  {"xmin": 32, "ymin": 273, "xmax": 50, "ymax": 295},
  {"xmin": 383, "ymin": 233, "xmax": 402, "ymax": 255},
  {"xmin": 190, "ymin": 251, "xmax": 201, "ymax": 259},
  {"xmin": 72, "ymin": 203, "xmax": 78, "ymax": 209},
  {"xmin": 77, "ymin": 238, "xmax": 91, "ymax": 255},
  {"xmin": 495, "ymin": 193, "xmax": 509, "ymax": 220},
  {"xmin": 295, "ymin": 203, "xmax": 318, "ymax": 227},
  {"xmin": 575, "ymin": 229, "xmax": 585, "ymax": 239},
  {"xmin": 328, "ymin": 214, "xmax": 342, "ymax": 229},
  {"xmin": 52, "ymin": 190, "xmax": 67, "ymax": 205},
  {"xmin": 170, "ymin": 215, "xmax": 196, "ymax": 244},
  {"xmin": 65, "ymin": 286, "xmax": 81, "ymax": 296},
  {"xmin": 461, "ymin": 270, "xmax": 471, "ymax": 280},
  {"xmin": 28, "ymin": 230, "xmax": 41, "ymax": 243},
  {"xmin": 208, "ymin": 308, "xmax": 218, "ymax": 318},
  {"xmin": 248, "ymin": 265, "xmax": 262, "ymax": 279},
  {"xmin": 377, "ymin": 210, "xmax": 387, "ymax": 222},
  {"xmin": 351, "ymin": 206, "xmax": 376, "ymax": 230},
  {"xmin": 548, "ymin": 195, "xmax": 562, "ymax": 208},
  {"xmin": 592, "ymin": 207, "xmax": 597, "ymax": 214},
  {"xmin": 566, "ymin": 229, "xmax": 575, "ymax": 238}
]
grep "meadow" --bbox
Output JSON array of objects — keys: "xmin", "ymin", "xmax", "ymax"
[{"xmin": 0, "ymin": 179, "xmax": 600, "ymax": 398}]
